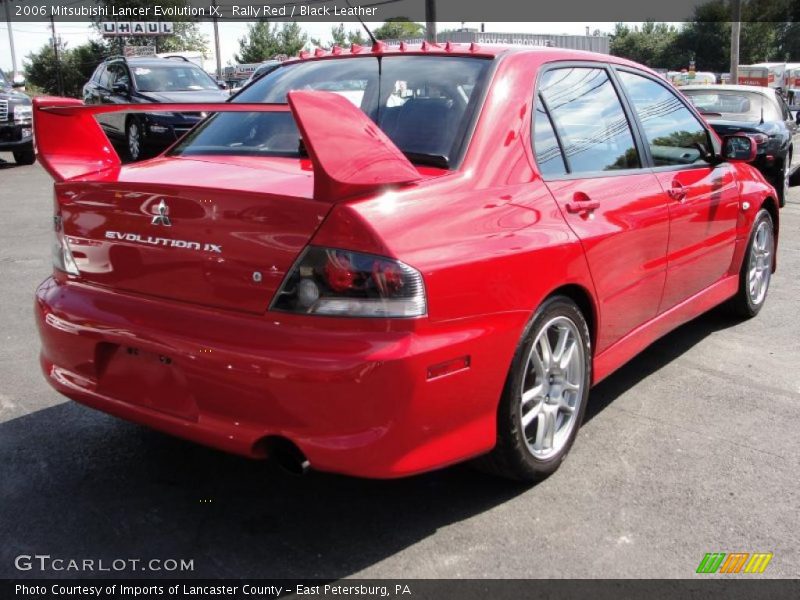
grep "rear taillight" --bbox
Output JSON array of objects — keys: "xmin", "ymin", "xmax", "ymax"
[
  {"xmin": 751, "ymin": 133, "xmax": 769, "ymax": 145},
  {"xmin": 271, "ymin": 247, "xmax": 426, "ymax": 318},
  {"xmin": 52, "ymin": 212, "xmax": 79, "ymax": 276}
]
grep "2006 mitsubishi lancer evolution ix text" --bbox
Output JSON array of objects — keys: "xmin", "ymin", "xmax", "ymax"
[{"xmin": 33, "ymin": 43, "xmax": 779, "ymax": 481}]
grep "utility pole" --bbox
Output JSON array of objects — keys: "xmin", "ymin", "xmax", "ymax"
[
  {"xmin": 425, "ymin": 0, "xmax": 436, "ymax": 43},
  {"xmin": 730, "ymin": 0, "xmax": 741, "ymax": 85},
  {"xmin": 49, "ymin": 15, "xmax": 64, "ymax": 96},
  {"xmin": 212, "ymin": 0, "xmax": 222, "ymax": 79},
  {"xmin": 2, "ymin": 0, "xmax": 18, "ymax": 78}
]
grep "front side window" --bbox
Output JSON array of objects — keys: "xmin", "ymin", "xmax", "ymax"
[
  {"xmin": 619, "ymin": 72, "xmax": 712, "ymax": 167},
  {"xmin": 171, "ymin": 56, "xmax": 492, "ymax": 168},
  {"xmin": 107, "ymin": 64, "xmax": 129, "ymax": 87},
  {"xmin": 538, "ymin": 67, "xmax": 639, "ymax": 174}
]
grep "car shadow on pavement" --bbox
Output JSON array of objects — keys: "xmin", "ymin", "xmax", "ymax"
[
  {"xmin": 585, "ymin": 305, "xmax": 740, "ymax": 422},
  {"xmin": 0, "ymin": 158, "xmax": 21, "ymax": 170},
  {"xmin": 0, "ymin": 401, "xmax": 528, "ymax": 580},
  {"xmin": 0, "ymin": 306, "xmax": 741, "ymax": 580}
]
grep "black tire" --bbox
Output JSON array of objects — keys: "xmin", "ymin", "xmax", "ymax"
[
  {"xmin": 125, "ymin": 117, "xmax": 145, "ymax": 162},
  {"xmin": 475, "ymin": 296, "xmax": 592, "ymax": 482},
  {"xmin": 12, "ymin": 148, "xmax": 35, "ymax": 165},
  {"xmin": 729, "ymin": 208, "xmax": 775, "ymax": 319}
]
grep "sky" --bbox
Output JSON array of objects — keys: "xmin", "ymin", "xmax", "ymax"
[{"xmin": 0, "ymin": 21, "xmax": 619, "ymax": 75}]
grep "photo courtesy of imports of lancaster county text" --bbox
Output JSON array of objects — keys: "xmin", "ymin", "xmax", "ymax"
[{"xmin": 2, "ymin": 0, "xmax": 800, "ymax": 597}]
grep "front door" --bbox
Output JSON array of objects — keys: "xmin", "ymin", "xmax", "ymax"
[{"xmin": 614, "ymin": 70, "xmax": 740, "ymax": 311}]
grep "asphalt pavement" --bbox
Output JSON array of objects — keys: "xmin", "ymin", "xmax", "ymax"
[{"xmin": 0, "ymin": 152, "xmax": 798, "ymax": 579}]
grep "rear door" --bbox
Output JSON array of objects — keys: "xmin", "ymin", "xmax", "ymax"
[
  {"xmin": 534, "ymin": 65, "xmax": 670, "ymax": 353},
  {"xmin": 614, "ymin": 69, "xmax": 740, "ymax": 312}
]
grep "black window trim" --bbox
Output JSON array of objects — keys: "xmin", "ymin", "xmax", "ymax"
[
  {"xmin": 535, "ymin": 92, "xmax": 569, "ymax": 176},
  {"xmin": 531, "ymin": 60, "xmax": 649, "ymax": 181},
  {"xmin": 610, "ymin": 65, "xmax": 721, "ymax": 174}
]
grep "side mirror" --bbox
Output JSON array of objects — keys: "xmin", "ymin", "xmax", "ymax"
[
  {"xmin": 722, "ymin": 134, "xmax": 757, "ymax": 163},
  {"xmin": 112, "ymin": 81, "xmax": 129, "ymax": 95},
  {"xmin": 217, "ymin": 80, "xmax": 228, "ymax": 90}
]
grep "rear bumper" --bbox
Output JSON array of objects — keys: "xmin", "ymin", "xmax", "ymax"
[{"xmin": 35, "ymin": 277, "xmax": 524, "ymax": 478}]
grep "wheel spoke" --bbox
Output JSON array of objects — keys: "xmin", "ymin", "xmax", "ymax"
[
  {"xmin": 522, "ymin": 383, "xmax": 544, "ymax": 406},
  {"xmin": 559, "ymin": 338, "xmax": 578, "ymax": 370},
  {"xmin": 558, "ymin": 397, "xmax": 575, "ymax": 414},
  {"xmin": 530, "ymin": 348, "xmax": 546, "ymax": 379},
  {"xmin": 538, "ymin": 333, "xmax": 553, "ymax": 370},
  {"xmin": 562, "ymin": 380, "xmax": 580, "ymax": 393},
  {"xmin": 553, "ymin": 326, "xmax": 569, "ymax": 363},
  {"xmin": 522, "ymin": 403, "xmax": 540, "ymax": 428},
  {"xmin": 542, "ymin": 410, "xmax": 556, "ymax": 450}
]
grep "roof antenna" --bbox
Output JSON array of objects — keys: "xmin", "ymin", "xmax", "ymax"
[{"xmin": 345, "ymin": 0, "xmax": 378, "ymax": 45}]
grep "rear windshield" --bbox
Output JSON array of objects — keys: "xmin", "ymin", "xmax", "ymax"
[
  {"xmin": 682, "ymin": 89, "xmax": 781, "ymax": 122},
  {"xmin": 132, "ymin": 64, "xmax": 219, "ymax": 92},
  {"xmin": 170, "ymin": 56, "xmax": 492, "ymax": 168}
]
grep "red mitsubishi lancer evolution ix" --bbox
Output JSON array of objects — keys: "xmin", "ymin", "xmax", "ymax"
[{"xmin": 34, "ymin": 44, "xmax": 778, "ymax": 481}]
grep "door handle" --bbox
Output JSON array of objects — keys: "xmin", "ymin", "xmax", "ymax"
[
  {"xmin": 565, "ymin": 193, "xmax": 600, "ymax": 215},
  {"xmin": 667, "ymin": 181, "xmax": 687, "ymax": 202}
]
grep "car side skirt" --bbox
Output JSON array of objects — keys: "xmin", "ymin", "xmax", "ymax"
[{"xmin": 593, "ymin": 275, "xmax": 739, "ymax": 384}]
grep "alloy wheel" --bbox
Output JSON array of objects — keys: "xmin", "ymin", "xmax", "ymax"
[
  {"xmin": 128, "ymin": 121, "xmax": 141, "ymax": 161},
  {"xmin": 747, "ymin": 219, "xmax": 773, "ymax": 306},
  {"xmin": 520, "ymin": 316, "xmax": 585, "ymax": 460}
]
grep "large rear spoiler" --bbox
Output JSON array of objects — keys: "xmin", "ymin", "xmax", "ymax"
[{"xmin": 33, "ymin": 92, "xmax": 421, "ymax": 202}]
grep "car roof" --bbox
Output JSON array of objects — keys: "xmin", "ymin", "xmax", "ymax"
[
  {"xmin": 105, "ymin": 56, "xmax": 200, "ymax": 67},
  {"xmin": 681, "ymin": 84, "xmax": 776, "ymax": 96}
]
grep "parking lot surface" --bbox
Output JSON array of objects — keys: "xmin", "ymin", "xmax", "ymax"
[{"xmin": 1, "ymin": 153, "xmax": 798, "ymax": 579}]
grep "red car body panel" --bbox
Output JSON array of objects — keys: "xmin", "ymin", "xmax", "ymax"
[{"xmin": 33, "ymin": 46, "xmax": 779, "ymax": 478}]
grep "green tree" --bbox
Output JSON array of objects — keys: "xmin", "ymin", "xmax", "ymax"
[
  {"xmin": 24, "ymin": 39, "xmax": 108, "ymax": 97},
  {"xmin": 372, "ymin": 18, "xmax": 424, "ymax": 41},
  {"xmin": 311, "ymin": 23, "xmax": 367, "ymax": 49},
  {"xmin": 236, "ymin": 22, "xmax": 307, "ymax": 62},
  {"xmin": 610, "ymin": 21, "xmax": 680, "ymax": 68}
]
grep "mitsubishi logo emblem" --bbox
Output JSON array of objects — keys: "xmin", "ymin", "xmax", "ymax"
[{"xmin": 151, "ymin": 199, "xmax": 171, "ymax": 226}]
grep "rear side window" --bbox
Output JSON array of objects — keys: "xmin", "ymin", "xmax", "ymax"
[
  {"xmin": 617, "ymin": 71, "xmax": 711, "ymax": 167},
  {"xmin": 533, "ymin": 96, "xmax": 567, "ymax": 177},
  {"xmin": 538, "ymin": 67, "xmax": 639, "ymax": 173}
]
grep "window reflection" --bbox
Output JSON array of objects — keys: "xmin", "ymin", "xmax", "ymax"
[
  {"xmin": 539, "ymin": 68, "xmax": 639, "ymax": 173},
  {"xmin": 618, "ymin": 71, "xmax": 710, "ymax": 167}
]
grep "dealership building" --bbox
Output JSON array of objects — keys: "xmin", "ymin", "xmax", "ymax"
[{"xmin": 385, "ymin": 30, "xmax": 610, "ymax": 54}]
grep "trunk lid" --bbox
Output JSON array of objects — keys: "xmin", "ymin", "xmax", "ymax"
[{"xmin": 59, "ymin": 155, "xmax": 327, "ymax": 314}]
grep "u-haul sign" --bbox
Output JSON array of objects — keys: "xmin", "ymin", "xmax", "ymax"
[{"xmin": 102, "ymin": 22, "xmax": 174, "ymax": 36}]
